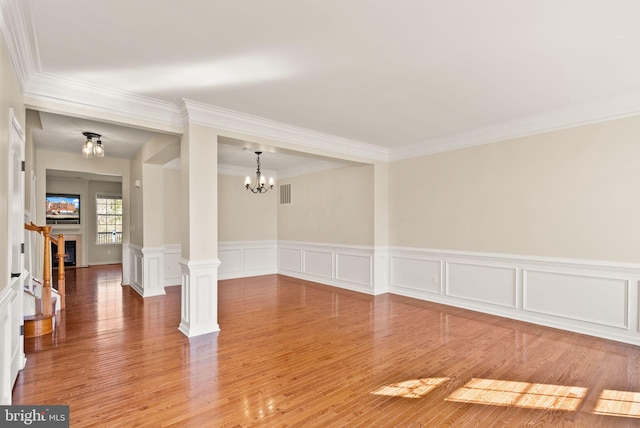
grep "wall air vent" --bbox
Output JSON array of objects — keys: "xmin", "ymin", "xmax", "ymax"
[{"xmin": 280, "ymin": 183, "xmax": 291, "ymax": 204}]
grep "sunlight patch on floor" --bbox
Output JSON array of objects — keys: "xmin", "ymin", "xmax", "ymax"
[
  {"xmin": 594, "ymin": 389, "xmax": 640, "ymax": 418},
  {"xmin": 371, "ymin": 377, "xmax": 450, "ymax": 398},
  {"xmin": 446, "ymin": 378, "xmax": 587, "ymax": 411}
]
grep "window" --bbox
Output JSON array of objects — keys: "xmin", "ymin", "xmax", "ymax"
[{"xmin": 96, "ymin": 194, "xmax": 123, "ymax": 244}]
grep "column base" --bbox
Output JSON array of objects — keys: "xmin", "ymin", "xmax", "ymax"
[{"xmin": 178, "ymin": 258, "xmax": 221, "ymax": 337}]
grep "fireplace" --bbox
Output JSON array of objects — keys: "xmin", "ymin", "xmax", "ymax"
[{"xmin": 52, "ymin": 240, "xmax": 76, "ymax": 267}]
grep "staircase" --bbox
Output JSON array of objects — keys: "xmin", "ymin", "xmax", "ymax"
[{"xmin": 23, "ymin": 223, "xmax": 66, "ymax": 337}]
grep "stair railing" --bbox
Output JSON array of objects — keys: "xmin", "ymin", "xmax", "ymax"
[{"xmin": 24, "ymin": 222, "xmax": 66, "ymax": 315}]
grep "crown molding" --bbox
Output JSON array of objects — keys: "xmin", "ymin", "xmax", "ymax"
[
  {"xmin": 181, "ymin": 99, "xmax": 390, "ymax": 163},
  {"xmin": 390, "ymin": 91, "xmax": 640, "ymax": 161},
  {"xmin": 24, "ymin": 72, "xmax": 184, "ymax": 132},
  {"xmin": 0, "ymin": 0, "xmax": 39, "ymax": 90}
]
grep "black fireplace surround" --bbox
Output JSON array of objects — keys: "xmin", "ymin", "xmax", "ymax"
[{"xmin": 52, "ymin": 240, "xmax": 76, "ymax": 267}]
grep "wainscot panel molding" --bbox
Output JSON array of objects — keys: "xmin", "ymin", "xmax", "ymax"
[
  {"xmin": 446, "ymin": 262, "xmax": 518, "ymax": 308},
  {"xmin": 523, "ymin": 269, "xmax": 628, "ymax": 329},
  {"xmin": 128, "ymin": 245, "xmax": 144, "ymax": 296},
  {"xmin": 373, "ymin": 247, "xmax": 390, "ymax": 295},
  {"xmin": 218, "ymin": 241, "xmax": 277, "ymax": 280},
  {"xmin": 278, "ymin": 241, "xmax": 374, "ymax": 294},
  {"xmin": 0, "ymin": 285, "xmax": 14, "ymax": 404},
  {"xmin": 388, "ymin": 247, "xmax": 640, "ymax": 346},
  {"xmin": 164, "ymin": 244, "xmax": 182, "ymax": 286},
  {"xmin": 178, "ymin": 258, "xmax": 221, "ymax": 338},
  {"xmin": 9, "ymin": 274, "xmax": 25, "ymax": 397},
  {"xmin": 141, "ymin": 247, "xmax": 166, "ymax": 297},
  {"xmin": 128, "ymin": 245, "xmax": 168, "ymax": 297}
]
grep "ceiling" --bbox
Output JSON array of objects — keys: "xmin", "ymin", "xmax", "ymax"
[{"xmin": 5, "ymin": 1, "xmax": 640, "ymax": 170}]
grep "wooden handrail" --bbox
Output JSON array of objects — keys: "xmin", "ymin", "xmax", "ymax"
[{"xmin": 24, "ymin": 222, "xmax": 66, "ymax": 313}]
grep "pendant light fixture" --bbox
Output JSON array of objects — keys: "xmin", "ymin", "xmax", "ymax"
[
  {"xmin": 244, "ymin": 151, "xmax": 274, "ymax": 194},
  {"xmin": 82, "ymin": 131, "xmax": 104, "ymax": 158}
]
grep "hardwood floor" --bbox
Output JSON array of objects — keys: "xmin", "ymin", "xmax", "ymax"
[{"xmin": 12, "ymin": 265, "xmax": 640, "ymax": 427}]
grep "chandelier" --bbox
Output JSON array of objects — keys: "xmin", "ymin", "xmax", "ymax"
[
  {"xmin": 244, "ymin": 151, "xmax": 274, "ymax": 194},
  {"xmin": 81, "ymin": 131, "xmax": 104, "ymax": 158}
]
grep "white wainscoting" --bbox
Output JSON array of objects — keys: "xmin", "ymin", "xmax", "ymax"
[
  {"xmin": 277, "ymin": 241, "xmax": 374, "ymax": 294},
  {"xmin": 129, "ymin": 245, "xmax": 144, "ymax": 296},
  {"xmin": 0, "ymin": 275, "xmax": 24, "ymax": 405},
  {"xmin": 164, "ymin": 244, "xmax": 182, "ymax": 286},
  {"xmin": 128, "ymin": 245, "xmax": 166, "ymax": 297},
  {"xmin": 136, "ymin": 241, "xmax": 640, "ymax": 346},
  {"xmin": 389, "ymin": 247, "xmax": 640, "ymax": 346},
  {"xmin": 447, "ymin": 262, "xmax": 518, "ymax": 308},
  {"xmin": 0, "ymin": 285, "xmax": 14, "ymax": 405},
  {"xmin": 9, "ymin": 275, "xmax": 24, "ymax": 395},
  {"xmin": 523, "ymin": 269, "xmax": 628, "ymax": 329},
  {"xmin": 141, "ymin": 247, "xmax": 166, "ymax": 297},
  {"xmin": 218, "ymin": 241, "xmax": 277, "ymax": 280}
]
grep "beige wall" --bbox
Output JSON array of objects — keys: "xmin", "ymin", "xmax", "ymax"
[
  {"xmin": 129, "ymin": 148, "xmax": 144, "ymax": 246},
  {"xmin": 218, "ymin": 173, "xmax": 277, "ymax": 242},
  {"xmin": 389, "ymin": 115, "xmax": 640, "ymax": 263},
  {"xmin": 0, "ymin": 35, "xmax": 24, "ymax": 291},
  {"xmin": 142, "ymin": 163, "xmax": 165, "ymax": 248},
  {"xmin": 277, "ymin": 165, "xmax": 375, "ymax": 246},
  {"xmin": 163, "ymin": 168, "xmax": 182, "ymax": 245}
]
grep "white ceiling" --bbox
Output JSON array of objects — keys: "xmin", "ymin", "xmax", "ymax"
[
  {"xmin": 5, "ymin": 0, "xmax": 640, "ymax": 168},
  {"xmin": 34, "ymin": 111, "xmax": 158, "ymax": 159}
]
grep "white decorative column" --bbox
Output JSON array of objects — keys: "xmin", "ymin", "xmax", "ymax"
[
  {"xmin": 373, "ymin": 161, "xmax": 389, "ymax": 295},
  {"xmin": 178, "ymin": 103, "xmax": 220, "ymax": 337}
]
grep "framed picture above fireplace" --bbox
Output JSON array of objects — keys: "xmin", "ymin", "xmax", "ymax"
[{"xmin": 46, "ymin": 193, "xmax": 80, "ymax": 225}]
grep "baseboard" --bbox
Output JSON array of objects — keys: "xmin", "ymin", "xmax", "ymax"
[{"xmin": 87, "ymin": 261, "xmax": 122, "ymax": 266}]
